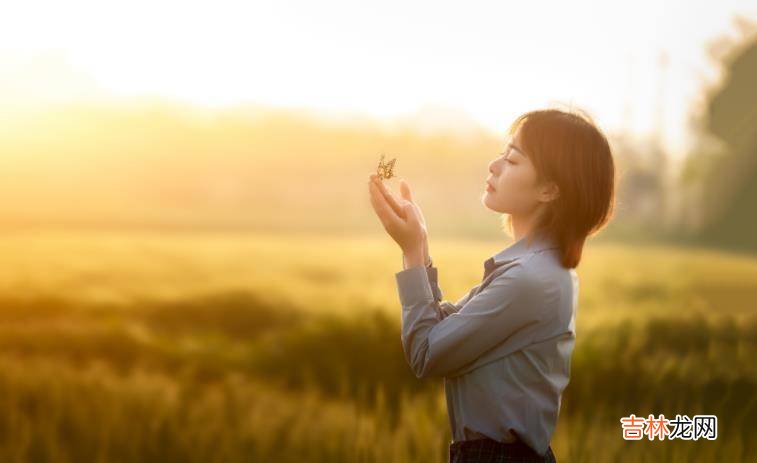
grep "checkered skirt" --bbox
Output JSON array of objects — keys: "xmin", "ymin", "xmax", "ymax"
[{"xmin": 448, "ymin": 437, "xmax": 557, "ymax": 463}]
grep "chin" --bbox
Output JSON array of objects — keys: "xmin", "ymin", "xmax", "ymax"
[{"xmin": 481, "ymin": 192, "xmax": 503, "ymax": 213}]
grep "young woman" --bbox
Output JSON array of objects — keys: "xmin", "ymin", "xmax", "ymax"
[{"xmin": 368, "ymin": 108, "xmax": 616, "ymax": 462}]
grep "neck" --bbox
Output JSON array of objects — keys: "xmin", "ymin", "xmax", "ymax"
[{"xmin": 510, "ymin": 207, "xmax": 546, "ymax": 242}]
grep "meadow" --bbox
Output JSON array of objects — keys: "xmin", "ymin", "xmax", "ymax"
[{"xmin": 0, "ymin": 229, "xmax": 755, "ymax": 462}]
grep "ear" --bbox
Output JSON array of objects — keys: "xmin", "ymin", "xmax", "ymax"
[{"xmin": 539, "ymin": 181, "xmax": 560, "ymax": 203}]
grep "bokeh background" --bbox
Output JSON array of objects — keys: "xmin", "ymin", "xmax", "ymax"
[{"xmin": 1, "ymin": 1, "xmax": 756, "ymax": 462}]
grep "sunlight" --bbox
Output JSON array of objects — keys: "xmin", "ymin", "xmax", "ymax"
[{"xmin": 1, "ymin": 0, "xmax": 755, "ymax": 157}]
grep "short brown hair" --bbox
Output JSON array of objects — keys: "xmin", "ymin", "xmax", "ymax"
[{"xmin": 502, "ymin": 108, "xmax": 616, "ymax": 268}]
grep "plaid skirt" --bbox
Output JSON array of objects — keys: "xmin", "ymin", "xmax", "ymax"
[{"xmin": 448, "ymin": 437, "xmax": 557, "ymax": 463}]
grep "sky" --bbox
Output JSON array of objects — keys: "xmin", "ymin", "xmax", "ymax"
[{"xmin": 1, "ymin": 0, "xmax": 756, "ymax": 160}]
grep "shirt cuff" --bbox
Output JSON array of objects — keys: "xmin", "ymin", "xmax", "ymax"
[
  {"xmin": 426, "ymin": 266, "xmax": 443, "ymax": 301},
  {"xmin": 395, "ymin": 265, "xmax": 435, "ymax": 307}
]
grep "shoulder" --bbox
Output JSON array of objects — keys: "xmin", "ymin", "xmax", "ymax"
[
  {"xmin": 500, "ymin": 250, "xmax": 572, "ymax": 295},
  {"xmin": 488, "ymin": 259, "xmax": 544, "ymax": 299}
]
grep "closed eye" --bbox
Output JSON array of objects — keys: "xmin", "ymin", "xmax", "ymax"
[{"xmin": 498, "ymin": 152, "xmax": 516, "ymax": 164}]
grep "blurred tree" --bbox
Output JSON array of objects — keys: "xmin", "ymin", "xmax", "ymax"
[
  {"xmin": 610, "ymin": 132, "xmax": 669, "ymax": 235},
  {"xmin": 683, "ymin": 18, "xmax": 757, "ymax": 252}
]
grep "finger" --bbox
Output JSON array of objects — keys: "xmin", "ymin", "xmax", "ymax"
[
  {"xmin": 398, "ymin": 179, "xmax": 426, "ymax": 224},
  {"xmin": 403, "ymin": 201, "xmax": 420, "ymax": 227},
  {"xmin": 369, "ymin": 180, "xmax": 401, "ymax": 230},
  {"xmin": 399, "ymin": 179, "xmax": 423, "ymax": 221},
  {"xmin": 399, "ymin": 178, "xmax": 414, "ymax": 202},
  {"xmin": 369, "ymin": 186, "xmax": 393, "ymax": 230},
  {"xmin": 372, "ymin": 176, "xmax": 405, "ymax": 219},
  {"xmin": 411, "ymin": 202, "xmax": 427, "ymax": 227}
]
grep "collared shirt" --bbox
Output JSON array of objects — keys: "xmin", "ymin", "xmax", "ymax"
[{"xmin": 394, "ymin": 232, "xmax": 579, "ymax": 457}]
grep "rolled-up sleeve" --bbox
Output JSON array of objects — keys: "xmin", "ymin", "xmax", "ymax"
[{"xmin": 395, "ymin": 262, "xmax": 543, "ymax": 379}]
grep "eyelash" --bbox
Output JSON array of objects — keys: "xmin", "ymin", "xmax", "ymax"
[{"xmin": 498, "ymin": 151, "xmax": 516, "ymax": 164}]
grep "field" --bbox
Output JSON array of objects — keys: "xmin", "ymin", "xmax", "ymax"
[{"xmin": 0, "ymin": 230, "xmax": 755, "ymax": 462}]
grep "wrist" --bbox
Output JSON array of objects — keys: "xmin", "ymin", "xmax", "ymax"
[
  {"xmin": 421, "ymin": 236, "xmax": 430, "ymax": 264},
  {"xmin": 403, "ymin": 248, "xmax": 426, "ymax": 269}
]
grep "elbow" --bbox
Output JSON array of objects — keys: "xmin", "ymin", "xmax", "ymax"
[
  {"xmin": 411, "ymin": 365, "xmax": 430, "ymax": 379},
  {"xmin": 412, "ymin": 363, "xmax": 428, "ymax": 379},
  {"xmin": 411, "ymin": 352, "xmax": 460, "ymax": 379},
  {"xmin": 412, "ymin": 361, "xmax": 448, "ymax": 379},
  {"xmin": 410, "ymin": 350, "xmax": 438, "ymax": 379},
  {"xmin": 402, "ymin": 333, "xmax": 446, "ymax": 379},
  {"xmin": 402, "ymin": 339, "xmax": 432, "ymax": 379}
]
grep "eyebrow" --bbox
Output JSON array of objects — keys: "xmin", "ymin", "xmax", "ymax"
[{"xmin": 507, "ymin": 142, "xmax": 528, "ymax": 158}]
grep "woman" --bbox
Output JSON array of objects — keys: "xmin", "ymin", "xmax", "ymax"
[{"xmin": 367, "ymin": 108, "xmax": 616, "ymax": 462}]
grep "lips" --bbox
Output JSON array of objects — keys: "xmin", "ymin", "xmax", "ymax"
[{"xmin": 486, "ymin": 182, "xmax": 495, "ymax": 192}]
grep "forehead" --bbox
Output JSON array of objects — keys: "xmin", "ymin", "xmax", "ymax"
[
  {"xmin": 511, "ymin": 124, "xmax": 526, "ymax": 144},
  {"xmin": 507, "ymin": 127, "xmax": 528, "ymax": 157}
]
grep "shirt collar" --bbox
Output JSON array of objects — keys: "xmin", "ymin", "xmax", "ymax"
[{"xmin": 483, "ymin": 231, "xmax": 559, "ymax": 278}]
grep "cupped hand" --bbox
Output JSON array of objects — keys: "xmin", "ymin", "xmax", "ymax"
[
  {"xmin": 397, "ymin": 178, "xmax": 431, "ymax": 266},
  {"xmin": 368, "ymin": 174, "xmax": 427, "ymax": 259}
]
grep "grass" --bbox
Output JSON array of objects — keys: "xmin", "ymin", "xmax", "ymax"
[{"xmin": 0, "ymin": 229, "xmax": 754, "ymax": 462}]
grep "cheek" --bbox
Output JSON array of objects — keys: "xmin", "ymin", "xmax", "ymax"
[
  {"xmin": 496, "ymin": 167, "xmax": 533, "ymax": 193},
  {"xmin": 491, "ymin": 167, "xmax": 539, "ymax": 209}
]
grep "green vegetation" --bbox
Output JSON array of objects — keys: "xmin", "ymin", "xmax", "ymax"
[{"xmin": 0, "ymin": 231, "xmax": 754, "ymax": 462}]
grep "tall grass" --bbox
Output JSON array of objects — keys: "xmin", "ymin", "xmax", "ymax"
[{"xmin": 0, "ymin": 231, "xmax": 755, "ymax": 461}]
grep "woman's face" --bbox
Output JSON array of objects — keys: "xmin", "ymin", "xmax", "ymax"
[{"xmin": 482, "ymin": 127, "xmax": 546, "ymax": 215}]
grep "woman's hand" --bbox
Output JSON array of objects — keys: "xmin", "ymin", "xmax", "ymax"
[
  {"xmin": 398, "ymin": 178, "xmax": 431, "ymax": 267},
  {"xmin": 368, "ymin": 174, "xmax": 428, "ymax": 264}
]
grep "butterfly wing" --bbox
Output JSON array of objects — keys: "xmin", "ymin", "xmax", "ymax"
[
  {"xmin": 385, "ymin": 158, "xmax": 396, "ymax": 179},
  {"xmin": 376, "ymin": 153, "xmax": 397, "ymax": 180}
]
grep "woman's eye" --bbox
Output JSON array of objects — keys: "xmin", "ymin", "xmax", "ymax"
[
  {"xmin": 499, "ymin": 147, "xmax": 516, "ymax": 162},
  {"xmin": 499, "ymin": 153, "xmax": 515, "ymax": 164}
]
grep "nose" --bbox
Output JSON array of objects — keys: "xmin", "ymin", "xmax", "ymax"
[{"xmin": 488, "ymin": 157, "xmax": 501, "ymax": 176}]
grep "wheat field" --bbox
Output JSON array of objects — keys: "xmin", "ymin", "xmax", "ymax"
[{"xmin": 0, "ymin": 230, "xmax": 755, "ymax": 462}]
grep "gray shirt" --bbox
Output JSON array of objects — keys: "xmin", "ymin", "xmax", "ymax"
[{"xmin": 394, "ymin": 232, "xmax": 578, "ymax": 457}]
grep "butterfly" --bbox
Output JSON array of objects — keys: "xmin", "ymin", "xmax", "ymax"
[{"xmin": 376, "ymin": 153, "xmax": 397, "ymax": 180}]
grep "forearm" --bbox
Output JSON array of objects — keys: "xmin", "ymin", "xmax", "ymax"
[{"xmin": 395, "ymin": 265, "xmax": 443, "ymax": 378}]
